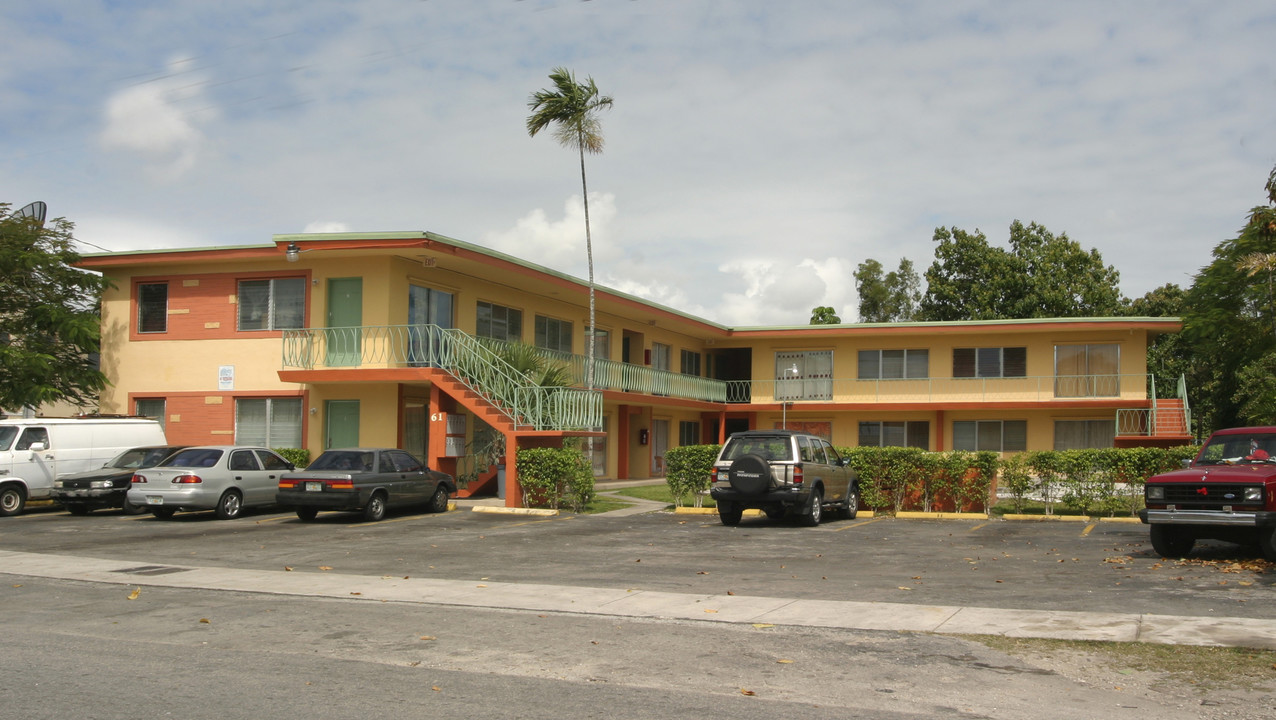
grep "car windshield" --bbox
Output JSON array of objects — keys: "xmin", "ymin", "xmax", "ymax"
[
  {"xmin": 107, "ymin": 447, "xmax": 177, "ymax": 469},
  {"xmin": 0, "ymin": 427, "xmax": 15, "ymax": 452},
  {"xmin": 1196, "ymin": 433, "xmax": 1276, "ymax": 465},
  {"xmin": 308, "ymin": 451, "xmax": 374, "ymax": 472},
  {"xmin": 161, "ymin": 448, "xmax": 224, "ymax": 468},
  {"xmin": 722, "ymin": 436, "xmax": 794, "ymax": 462}
]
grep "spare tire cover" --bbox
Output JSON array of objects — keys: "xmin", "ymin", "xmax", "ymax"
[{"xmin": 728, "ymin": 454, "xmax": 772, "ymax": 495}]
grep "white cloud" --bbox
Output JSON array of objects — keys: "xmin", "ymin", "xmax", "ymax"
[
  {"xmin": 481, "ymin": 193, "xmax": 617, "ymax": 276},
  {"xmin": 99, "ymin": 59, "xmax": 210, "ymax": 179},
  {"xmin": 303, "ymin": 221, "xmax": 352, "ymax": 234}
]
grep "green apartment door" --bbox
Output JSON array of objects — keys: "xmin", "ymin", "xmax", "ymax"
[
  {"xmin": 326, "ymin": 278, "xmax": 363, "ymax": 367},
  {"xmin": 325, "ymin": 400, "xmax": 360, "ymax": 449}
]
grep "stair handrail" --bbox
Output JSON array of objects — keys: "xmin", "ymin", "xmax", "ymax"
[{"xmin": 431, "ymin": 326, "xmax": 601, "ymax": 431}]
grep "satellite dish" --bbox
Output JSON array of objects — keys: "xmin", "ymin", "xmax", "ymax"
[{"xmin": 16, "ymin": 201, "xmax": 47, "ymax": 228}]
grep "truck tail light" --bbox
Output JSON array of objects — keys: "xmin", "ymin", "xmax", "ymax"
[
  {"xmin": 172, "ymin": 475, "xmax": 202, "ymax": 484},
  {"xmin": 710, "ymin": 468, "xmax": 720, "ymax": 482},
  {"xmin": 793, "ymin": 464, "xmax": 804, "ymax": 484}
]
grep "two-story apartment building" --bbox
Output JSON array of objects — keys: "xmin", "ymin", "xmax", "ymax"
[{"xmin": 78, "ymin": 231, "xmax": 1189, "ymax": 507}]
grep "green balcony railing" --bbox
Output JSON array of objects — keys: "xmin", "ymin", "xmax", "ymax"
[
  {"xmin": 281, "ymin": 325, "xmax": 601, "ymax": 432},
  {"xmin": 476, "ymin": 339, "xmax": 729, "ymax": 403},
  {"xmin": 725, "ymin": 373, "xmax": 1154, "ymax": 404}
]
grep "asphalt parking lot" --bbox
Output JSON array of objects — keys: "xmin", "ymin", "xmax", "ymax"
[{"xmin": 2, "ymin": 501, "xmax": 1271, "ymax": 622}]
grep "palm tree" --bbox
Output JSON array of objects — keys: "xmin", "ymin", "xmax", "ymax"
[{"xmin": 526, "ymin": 67, "xmax": 613, "ymax": 398}]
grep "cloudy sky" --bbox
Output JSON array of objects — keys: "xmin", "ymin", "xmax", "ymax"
[{"xmin": 3, "ymin": 1, "xmax": 1274, "ymax": 325}]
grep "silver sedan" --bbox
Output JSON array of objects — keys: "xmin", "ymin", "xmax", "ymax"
[{"xmin": 126, "ymin": 446, "xmax": 295, "ymax": 520}]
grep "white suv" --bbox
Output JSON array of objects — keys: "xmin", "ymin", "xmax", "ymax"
[{"xmin": 708, "ymin": 430, "xmax": 858, "ymax": 526}]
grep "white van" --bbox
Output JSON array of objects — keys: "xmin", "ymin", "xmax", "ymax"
[{"xmin": 0, "ymin": 417, "xmax": 167, "ymax": 516}]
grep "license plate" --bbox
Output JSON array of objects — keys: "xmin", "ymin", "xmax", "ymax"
[
  {"xmin": 146, "ymin": 496, "xmax": 164, "ymax": 505},
  {"xmin": 305, "ymin": 482, "xmax": 323, "ymax": 492}
]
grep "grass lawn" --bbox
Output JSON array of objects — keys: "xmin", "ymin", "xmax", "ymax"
[{"xmin": 608, "ymin": 483, "xmax": 716, "ymax": 509}]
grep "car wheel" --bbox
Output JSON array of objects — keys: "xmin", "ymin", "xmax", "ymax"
[
  {"xmin": 151, "ymin": 508, "xmax": 176, "ymax": 519},
  {"xmin": 362, "ymin": 492, "xmax": 387, "ymax": 522},
  {"xmin": 121, "ymin": 497, "xmax": 148, "ymax": 515},
  {"xmin": 0, "ymin": 485, "xmax": 26, "ymax": 517},
  {"xmin": 65, "ymin": 504, "xmax": 90, "ymax": 516},
  {"xmin": 428, "ymin": 486, "xmax": 450, "ymax": 513},
  {"xmin": 214, "ymin": 490, "xmax": 243, "ymax": 520},
  {"xmin": 718, "ymin": 500, "xmax": 743, "ymax": 526},
  {"xmin": 799, "ymin": 487, "xmax": 823, "ymax": 527},
  {"xmin": 727, "ymin": 454, "xmax": 771, "ymax": 495},
  {"xmin": 840, "ymin": 484, "xmax": 859, "ymax": 520},
  {"xmin": 1258, "ymin": 527, "xmax": 1276, "ymax": 563},
  {"xmin": 295, "ymin": 507, "xmax": 318, "ymax": 522},
  {"xmin": 1149, "ymin": 524, "xmax": 1194, "ymax": 558}
]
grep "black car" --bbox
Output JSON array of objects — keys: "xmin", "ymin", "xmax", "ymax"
[
  {"xmin": 277, "ymin": 448, "xmax": 456, "ymax": 522},
  {"xmin": 50, "ymin": 445, "xmax": 189, "ymax": 515}
]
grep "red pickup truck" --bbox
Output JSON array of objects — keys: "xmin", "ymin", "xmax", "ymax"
[{"xmin": 1140, "ymin": 426, "xmax": 1276, "ymax": 560}]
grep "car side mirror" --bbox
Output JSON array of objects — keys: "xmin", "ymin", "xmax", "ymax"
[
  {"xmin": 1181, "ymin": 459, "xmax": 1192, "ymax": 468},
  {"xmin": 28, "ymin": 442, "xmax": 47, "ymax": 452}
]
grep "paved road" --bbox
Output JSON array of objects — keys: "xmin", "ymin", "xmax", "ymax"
[{"xmin": 2, "ymin": 503, "xmax": 1274, "ymax": 719}]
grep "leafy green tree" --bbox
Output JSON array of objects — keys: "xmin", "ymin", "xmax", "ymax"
[
  {"xmin": 919, "ymin": 221, "xmax": 1124, "ymax": 320},
  {"xmin": 1181, "ymin": 165, "xmax": 1276, "ymax": 432},
  {"xmin": 853, "ymin": 258, "xmax": 921, "ymax": 322},
  {"xmin": 809, "ymin": 306, "xmax": 841, "ymax": 324},
  {"xmin": 526, "ymin": 67, "xmax": 614, "ymax": 396},
  {"xmin": 1127, "ymin": 284, "xmax": 1191, "ymax": 403},
  {"xmin": 0, "ymin": 205, "xmax": 111, "ymax": 410}
]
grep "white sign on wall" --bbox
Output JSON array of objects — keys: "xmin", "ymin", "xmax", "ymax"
[{"xmin": 218, "ymin": 365, "xmax": 235, "ymax": 391}]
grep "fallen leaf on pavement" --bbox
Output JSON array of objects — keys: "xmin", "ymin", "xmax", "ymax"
[{"xmin": 127, "ymin": 587, "xmax": 141, "ymax": 600}]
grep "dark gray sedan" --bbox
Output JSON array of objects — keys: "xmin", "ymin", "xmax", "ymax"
[{"xmin": 277, "ymin": 448, "xmax": 456, "ymax": 522}]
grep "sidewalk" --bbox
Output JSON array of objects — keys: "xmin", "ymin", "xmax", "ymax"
[{"xmin": 2, "ymin": 548, "xmax": 1273, "ymax": 650}]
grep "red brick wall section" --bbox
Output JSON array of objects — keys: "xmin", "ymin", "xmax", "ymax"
[{"xmin": 130, "ymin": 270, "xmax": 310, "ymax": 342}]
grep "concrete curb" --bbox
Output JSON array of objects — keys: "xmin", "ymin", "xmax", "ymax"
[
  {"xmin": 471, "ymin": 505, "xmax": 558, "ymax": 517},
  {"xmin": 3, "ymin": 548, "xmax": 1273, "ymax": 650}
]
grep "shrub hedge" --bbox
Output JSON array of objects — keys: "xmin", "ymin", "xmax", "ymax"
[{"xmin": 660, "ymin": 443, "xmax": 1200, "ymax": 516}]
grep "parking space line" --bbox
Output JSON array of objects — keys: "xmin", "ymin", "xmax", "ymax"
[
  {"xmin": 968, "ymin": 521, "xmax": 992, "ymax": 532},
  {"xmin": 832, "ymin": 517, "xmax": 883, "ymax": 532},
  {"xmin": 1080, "ymin": 522, "xmax": 1097, "ymax": 536}
]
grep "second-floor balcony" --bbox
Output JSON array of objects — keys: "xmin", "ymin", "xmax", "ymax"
[{"xmin": 280, "ymin": 325, "xmax": 1162, "ymax": 408}]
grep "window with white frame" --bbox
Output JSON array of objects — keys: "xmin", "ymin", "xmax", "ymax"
[
  {"xmin": 953, "ymin": 420, "xmax": 1027, "ymax": 452},
  {"xmin": 776, "ymin": 350, "xmax": 833, "ymax": 400},
  {"xmin": 859, "ymin": 349, "xmax": 928, "ymax": 379},
  {"xmin": 651, "ymin": 342, "xmax": 672, "ymax": 371},
  {"xmin": 476, "ymin": 301, "xmax": 522, "ymax": 342},
  {"xmin": 953, "ymin": 347, "xmax": 1026, "ymax": 378},
  {"xmin": 586, "ymin": 327, "xmax": 610, "ymax": 361},
  {"xmin": 1054, "ymin": 420, "xmax": 1115, "ymax": 450},
  {"xmin": 237, "ymin": 278, "xmax": 305, "ymax": 331},
  {"xmin": 858, "ymin": 421, "xmax": 929, "ymax": 449},
  {"xmin": 235, "ymin": 398, "xmax": 303, "ymax": 447},
  {"xmin": 138, "ymin": 283, "xmax": 168, "ymax": 333},
  {"xmin": 534, "ymin": 315, "xmax": 573, "ymax": 353},
  {"xmin": 679, "ymin": 420, "xmax": 700, "ymax": 446},
  {"xmin": 1055, "ymin": 343, "xmax": 1120, "ymax": 397}
]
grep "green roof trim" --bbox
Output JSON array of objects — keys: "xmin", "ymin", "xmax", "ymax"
[{"xmin": 81, "ymin": 232, "xmax": 1182, "ymax": 335}]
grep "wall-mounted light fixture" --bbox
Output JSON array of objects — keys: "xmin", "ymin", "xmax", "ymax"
[
  {"xmin": 285, "ymin": 242, "xmax": 312, "ymax": 263},
  {"xmin": 308, "ymin": 407, "xmax": 318, "ymax": 416}
]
